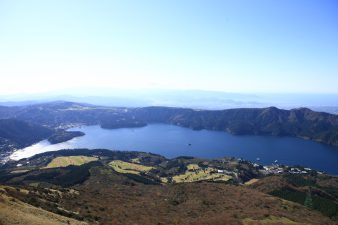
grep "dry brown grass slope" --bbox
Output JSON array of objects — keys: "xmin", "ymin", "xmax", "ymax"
[
  {"xmin": 0, "ymin": 187, "xmax": 87, "ymax": 225},
  {"xmin": 52, "ymin": 168, "xmax": 333, "ymax": 225}
]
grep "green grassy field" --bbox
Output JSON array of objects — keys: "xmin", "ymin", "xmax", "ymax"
[
  {"xmin": 109, "ymin": 160, "xmax": 154, "ymax": 175},
  {"xmin": 172, "ymin": 164, "xmax": 231, "ymax": 183},
  {"xmin": 44, "ymin": 156, "xmax": 98, "ymax": 169}
]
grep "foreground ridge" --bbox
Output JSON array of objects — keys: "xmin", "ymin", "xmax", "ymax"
[{"xmin": 0, "ymin": 149, "xmax": 337, "ymax": 225}]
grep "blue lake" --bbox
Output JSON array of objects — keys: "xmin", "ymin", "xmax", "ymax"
[{"xmin": 10, "ymin": 124, "xmax": 338, "ymax": 174}]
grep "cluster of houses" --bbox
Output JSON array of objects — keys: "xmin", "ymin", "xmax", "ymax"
[
  {"xmin": 288, "ymin": 167, "xmax": 313, "ymax": 174},
  {"xmin": 217, "ymin": 169, "xmax": 234, "ymax": 176},
  {"xmin": 248, "ymin": 161, "xmax": 318, "ymax": 175},
  {"xmin": 261, "ymin": 164, "xmax": 318, "ymax": 175},
  {"xmin": 0, "ymin": 140, "xmax": 16, "ymax": 164},
  {"xmin": 261, "ymin": 165, "xmax": 284, "ymax": 175},
  {"xmin": 201, "ymin": 157, "xmax": 321, "ymax": 178}
]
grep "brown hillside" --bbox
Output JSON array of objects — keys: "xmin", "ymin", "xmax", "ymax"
[
  {"xmin": 0, "ymin": 186, "xmax": 87, "ymax": 225},
  {"xmin": 6, "ymin": 167, "xmax": 331, "ymax": 225}
]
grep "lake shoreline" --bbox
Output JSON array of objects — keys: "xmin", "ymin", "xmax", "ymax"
[{"xmin": 8, "ymin": 124, "xmax": 338, "ymax": 174}]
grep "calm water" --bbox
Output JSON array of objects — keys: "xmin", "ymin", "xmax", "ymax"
[{"xmin": 10, "ymin": 124, "xmax": 338, "ymax": 174}]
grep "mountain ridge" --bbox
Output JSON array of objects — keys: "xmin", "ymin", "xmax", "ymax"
[{"xmin": 0, "ymin": 102, "xmax": 337, "ymax": 147}]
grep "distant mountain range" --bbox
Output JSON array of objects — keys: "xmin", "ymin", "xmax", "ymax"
[
  {"xmin": 0, "ymin": 101, "xmax": 337, "ymax": 151},
  {"xmin": 0, "ymin": 89, "xmax": 337, "ymax": 113}
]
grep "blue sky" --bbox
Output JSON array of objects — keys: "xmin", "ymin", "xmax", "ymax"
[{"xmin": 0, "ymin": 0, "xmax": 337, "ymax": 94}]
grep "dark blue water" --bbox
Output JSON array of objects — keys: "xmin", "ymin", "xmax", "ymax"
[{"xmin": 13, "ymin": 124, "xmax": 338, "ymax": 174}]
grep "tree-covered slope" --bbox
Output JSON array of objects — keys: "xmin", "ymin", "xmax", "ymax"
[
  {"xmin": 0, "ymin": 102, "xmax": 337, "ymax": 146},
  {"xmin": 134, "ymin": 106, "xmax": 338, "ymax": 146},
  {"xmin": 0, "ymin": 119, "xmax": 53, "ymax": 148}
]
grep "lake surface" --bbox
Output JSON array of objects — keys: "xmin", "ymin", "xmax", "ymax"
[{"xmin": 10, "ymin": 124, "xmax": 338, "ymax": 174}]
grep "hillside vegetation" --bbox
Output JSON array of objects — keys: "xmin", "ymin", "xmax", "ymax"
[
  {"xmin": 0, "ymin": 102, "xmax": 337, "ymax": 147},
  {"xmin": 0, "ymin": 119, "xmax": 53, "ymax": 147},
  {"xmin": 0, "ymin": 149, "xmax": 337, "ymax": 224},
  {"xmin": 109, "ymin": 160, "xmax": 154, "ymax": 174},
  {"xmin": 172, "ymin": 164, "xmax": 232, "ymax": 183},
  {"xmin": 134, "ymin": 106, "xmax": 338, "ymax": 146},
  {"xmin": 44, "ymin": 156, "xmax": 98, "ymax": 168},
  {"xmin": 0, "ymin": 186, "xmax": 87, "ymax": 225}
]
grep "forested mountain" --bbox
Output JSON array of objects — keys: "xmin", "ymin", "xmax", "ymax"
[
  {"xmin": 0, "ymin": 119, "xmax": 53, "ymax": 148},
  {"xmin": 0, "ymin": 102, "xmax": 337, "ymax": 147},
  {"xmin": 0, "ymin": 117, "xmax": 84, "ymax": 159},
  {"xmin": 134, "ymin": 106, "xmax": 338, "ymax": 146}
]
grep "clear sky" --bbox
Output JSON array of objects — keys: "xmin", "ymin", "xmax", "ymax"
[{"xmin": 0, "ymin": 0, "xmax": 337, "ymax": 95}]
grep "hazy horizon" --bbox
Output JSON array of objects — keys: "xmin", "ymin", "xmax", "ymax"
[
  {"xmin": 0, "ymin": 88, "xmax": 337, "ymax": 114},
  {"xmin": 1, "ymin": 0, "xmax": 338, "ymax": 95}
]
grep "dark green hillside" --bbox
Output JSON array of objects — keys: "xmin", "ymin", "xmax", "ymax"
[
  {"xmin": 134, "ymin": 106, "xmax": 338, "ymax": 146},
  {"xmin": 0, "ymin": 119, "xmax": 53, "ymax": 148},
  {"xmin": 249, "ymin": 174, "xmax": 338, "ymax": 220},
  {"xmin": 0, "ymin": 102, "xmax": 337, "ymax": 146},
  {"xmin": 48, "ymin": 131, "xmax": 85, "ymax": 144}
]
